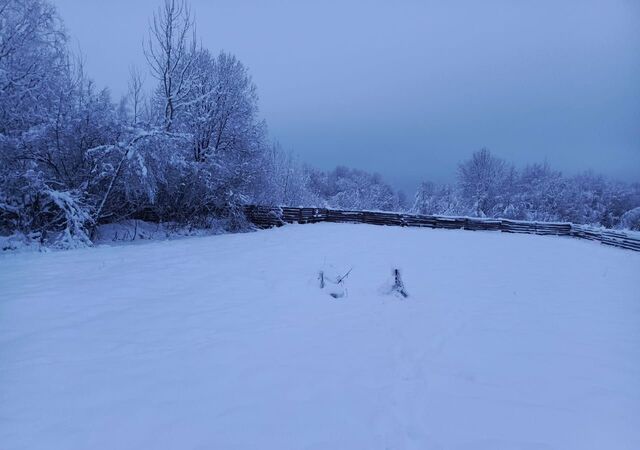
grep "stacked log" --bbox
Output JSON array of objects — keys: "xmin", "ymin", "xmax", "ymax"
[
  {"xmin": 463, "ymin": 218, "xmax": 502, "ymax": 231},
  {"xmin": 400, "ymin": 214, "xmax": 438, "ymax": 228},
  {"xmin": 242, "ymin": 205, "xmax": 284, "ymax": 228},
  {"xmin": 432, "ymin": 216, "xmax": 466, "ymax": 230}
]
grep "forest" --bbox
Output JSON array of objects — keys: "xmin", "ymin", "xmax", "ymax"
[{"xmin": 1, "ymin": 0, "xmax": 639, "ymax": 248}]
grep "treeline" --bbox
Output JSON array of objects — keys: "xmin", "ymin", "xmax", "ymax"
[
  {"xmin": 268, "ymin": 161, "xmax": 405, "ymax": 212},
  {"xmin": 413, "ymin": 149, "xmax": 640, "ymax": 230},
  {"xmin": 0, "ymin": 0, "xmax": 278, "ymax": 246},
  {"xmin": 0, "ymin": 0, "xmax": 405, "ymax": 247},
  {"xmin": 1, "ymin": 0, "xmax": 638, "ymax": 249}
]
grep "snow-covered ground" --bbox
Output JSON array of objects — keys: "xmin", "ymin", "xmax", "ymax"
[{"xmin": 1, "ymin": 223, "xmax": 639, "ymax": 450}]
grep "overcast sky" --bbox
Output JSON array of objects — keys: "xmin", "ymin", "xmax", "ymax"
[{"xmin": 53, "ymin": 0, "xmax": 640, "ymax": 193}]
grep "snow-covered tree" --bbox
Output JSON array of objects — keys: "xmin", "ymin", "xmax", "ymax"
[
  {"xmin": 412, "ymin": 182, "xmax": 438, "ymax": 214},
  {"xmin": 414, "ymin": 156, "xmax": 639, "ymax": 227},
  {"xmin": 307, "ymin": 166, "xmax": 401, "ymax": 211},
  {"xmin": 457, "ymin": 148, "xmax": 512, "ymax": 217},
  {"xmin": 618, "ymin": 207, "xmax": 640, "ymax": 231},
  {"xmin": 412, "ymin": 182, "xmax": 465, "ymax": 216},
  {"xmin": 509, "ymin": 163, "xmax": 564, "ymax": 221},
  {"xmin": 0, "ymin": 0, "xmax": 110, "ymax": 245},
  {"xmin": 0, "ymin": 0, "xmax": 66, "ymax": 133},
  {"xmin": 256, "ymin": 143, "xmax": 317, "ymax": 207},
  {"xmin": 181, "ymin": 50, "xmax": 260, "ymax": 162},
  {"xmin": 144, "ymin": 0, "xmax": 195, "ymax": 131}
]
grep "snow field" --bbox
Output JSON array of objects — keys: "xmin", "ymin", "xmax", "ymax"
[{"xmin": 1, "ymin": 223, "xmax": 639, "ymax": 449}]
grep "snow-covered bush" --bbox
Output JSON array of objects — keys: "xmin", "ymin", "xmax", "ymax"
[{"xmin": 618, "ymin": 207, "xmax": 640, "ymax": 231}]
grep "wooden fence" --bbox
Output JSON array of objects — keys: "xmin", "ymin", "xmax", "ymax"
[{"xmin": 242, "ymin": 205, "xmax": 640, "ymax": 252}]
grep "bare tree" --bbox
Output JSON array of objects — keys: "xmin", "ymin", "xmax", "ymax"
[
  {"xmin": 143, "ymin": 0, "xmax": 194, "ymax": 131},
  {"xmin": 127, "ymin": 65, "xmax": 145, "ymax": 125}
]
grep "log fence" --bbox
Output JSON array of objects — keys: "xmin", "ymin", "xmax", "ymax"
[{"xmin": 242, "ymin": 205, "xmax": 640, "ymax": 252}]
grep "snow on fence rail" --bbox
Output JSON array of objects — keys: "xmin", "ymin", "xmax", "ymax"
[{"xmin": 241, "ymin": 205, "xmax": 640, "ymax": 252}]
